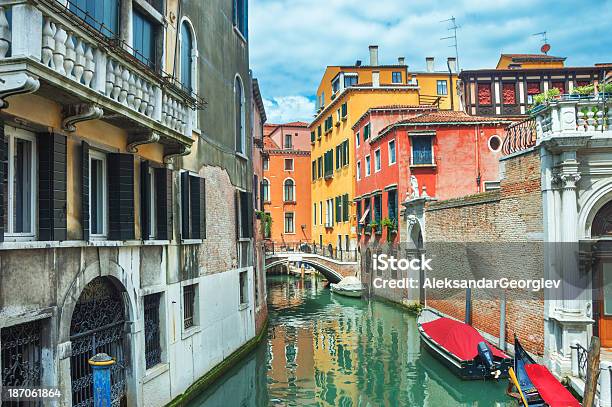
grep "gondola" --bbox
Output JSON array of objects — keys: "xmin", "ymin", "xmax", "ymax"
[
  {"xmin": 417, "ymin": 308, "xmax": 512, "ymax": 380},
  {"xmin": 507, "ymin": 336, "xmax": 580, "ymax": 407}
]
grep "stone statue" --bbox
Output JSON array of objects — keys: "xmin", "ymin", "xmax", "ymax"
[{"xmin": 410, "ymin": 175, "xmax": 419, "ymax": 199}]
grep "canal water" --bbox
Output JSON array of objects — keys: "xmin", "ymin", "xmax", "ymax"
[{"xmin": 188, "ymin": 275, "xmax": 514, "ymax": 406}]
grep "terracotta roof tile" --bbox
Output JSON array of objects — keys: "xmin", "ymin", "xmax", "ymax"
[
  {"xmin": 263, "ymin": 135, "xmax": 279, "ymax": 149},
  {"xmin": 378, "ymin": 111, "xmax": 511, "ymax": 136}
]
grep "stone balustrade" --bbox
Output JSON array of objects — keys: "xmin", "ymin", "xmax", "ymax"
[
  {"xmin": 0, "ymin": 2, "xmax": 193, "ymax": 138},
  {"xmin": 535, "ymin": 96, "xmax": 612, "ymax": 137}
]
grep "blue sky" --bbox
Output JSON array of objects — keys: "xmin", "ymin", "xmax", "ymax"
[{"xmin": 248, "ymin": 0, "xmax": 612, "ymax": 123}]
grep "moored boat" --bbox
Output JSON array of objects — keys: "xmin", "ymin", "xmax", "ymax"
[
  {"xmin": 330, "ymin": 276, "xmax": 363, "ymax": 298},
  {"xmin": 417, "ymin": 308, "xmax": 512, "ymax": 380},
  {"xmin": 507, "ymin": 336, "xmax": 580, "ymax": 407}
]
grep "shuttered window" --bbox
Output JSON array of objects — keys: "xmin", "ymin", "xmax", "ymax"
[
  {"xmin": 235, "ymin": 190, "xmax": 254, "ymax": 239},
  {"xmin": 180, "ymin": 21, "xmax": 193, "ymax": 90},
  {"xmin": 38, "ymin": 133, "xmax": 67, "ymax": 241},
  {"xmin": 107, "ymin": 153, "xmax": 135, "ymax": 240},
  {"xmin": 141, "ymin": 162, "xmax": 172, "ymax": 240},
  {"xmin": 342, "ymin": 194, "xmax": 349, "ymax": 222},
  {"xmin": 181, "ymin": 172, "xmax": 206, "ymax": 240},
  {"xmin": 133, "ymin": 9, "xmax": 155, "ymax": 68},
  {"xmin": 72, "ymin": 0, "xmax": 118, "ymax": 37},
  {"xmin": 335, "ymin": 196, "xmax": 341, "ymax": 223}
]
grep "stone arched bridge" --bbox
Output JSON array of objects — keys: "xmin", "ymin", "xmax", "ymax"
[{"xmin": 264, "ymin": 244, "xmax": 359, "ymax": 283}]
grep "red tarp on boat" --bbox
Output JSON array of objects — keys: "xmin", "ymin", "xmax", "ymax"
[
  {"xmin": 524, "ymin": 364, "xmax": 580, "ymax": 407},
  {"xmin": 421, "ymin": 317, "xmax": 509, "ymax": 361}
]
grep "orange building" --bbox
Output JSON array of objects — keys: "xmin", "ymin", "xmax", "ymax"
[{"xmin": 263, "ymin": 122, "xmax": 312, "ymax": 246}]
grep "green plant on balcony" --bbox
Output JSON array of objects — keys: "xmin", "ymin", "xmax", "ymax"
[
  {"xmin": 600, "ymin": 83, "xmax": 612, "ymax": 95},
  {"xmin": 368, "ymin": 221, "xmax": 378, "ymax": 234},
  {"xmin": 532, "ymin": 88, "xmax": 561, "ymax": 107},
  {"xmin": 380, "ymin": 217, "xmax": 397, "ymax": 242},
  {"xmin": 571, "ymin": 84, "xmax": 595, "ymax": 96}
]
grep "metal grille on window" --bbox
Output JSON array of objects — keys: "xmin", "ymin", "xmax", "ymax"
[
  {"xmin": 183, "ymin": 285, "xmax": 196, "ymax": 329},
  {"xmin": 1, "ymin": 320, "xmax": 42, "ymax": 407},
  {"xmin": 144, "ymin": 293, "xmax": 162, "ymax": 369}
]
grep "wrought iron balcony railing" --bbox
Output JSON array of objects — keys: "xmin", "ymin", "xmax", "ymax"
[{"xmin": 501, "ymin": 117, "xmax": 537, "ymax": 155}]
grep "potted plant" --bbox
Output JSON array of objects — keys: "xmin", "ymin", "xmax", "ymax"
[
  {"xmin": 529, "ymin": 88, "xmax": 561, "ymax": 114},
  {"xmin": 368, "ymin": 221, "xmax": 379, "ymax": 235},
  {"xmin": 380, "ymin": 217, "xmax": 397, "ymax": 242}
]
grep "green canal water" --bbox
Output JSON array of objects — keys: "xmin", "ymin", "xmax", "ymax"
[{"xmin": 188, "ymin": 275, "xmax": 514, "ymax": 406}]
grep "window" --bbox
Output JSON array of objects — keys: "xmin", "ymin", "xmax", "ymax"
[
  {"xmin": 332, "ymin": 76, "xmax": 340, "ymax": 93},
  {"xmin": 1, "ymin": 320, "xmax": 42, "ymax": 390},
  {"xmin": 335, "ymin": 144, "xmax": 342, "ymax": 170},
  {"xmin": 284, "ymin": 158, "xmax": 294, "ymax": 171},
  {"xmin": 374, "ymin": 149, "xmax": 381, "ymax": 172},
  {"xmin": 236, "ymin": 189, "xmax": 254, "ymax": 239},
  {"xmin": 478, "ymin": 83, "xmax": 492, "ymax": 105},
  {"xmin": 363, "ymin": 123, "xmax": 371, "ymax": 140},
  {"xmin": 365, "ymin": 155, "xmax": 371, "ymax": 176},
  {"xmin": 341, "ymin": 102, "xmax": 347, "ymax": 118},
  {"xmin": 342, "ymin": 140, "xmax": 349, "ymax": 166},
  {"xmin": 264, "ymin": 211, "xmax": 271, "ymax": 238},
  {"xmin": 284, "ymin": 134, "xmax": 292, "ymax": 149},
  {"xmin": 317, "ymin": 157, "xmax": 323, "ymax": 178},
  {"xmin": 310, "ymin": 131, "xmax": 315, "ymax": 143},
  {"xmin": 392, "ymin": 72, "xmax": 402, "ymax": 83},
  {"xmin": 312, "ymin": 160, "xmax": 316, "ymax": 181},
  {"xmin": 133, "ymin": 9, "xmax": 155, "ymax": 68},
  {"xmin": 235, "ymin": 77, "xmax": 246, "ymax": 154},
  {"xmin": 527, "ymin": 82, "xmax": 541, "ymax": 104},
  {"xmin": 73, "ymin": 0, "xmax": 118, "ymax": 37},
  {"xmin": 411, "ymin": 136, "xmax": 434, "ymax": 165},
  {"xmin": 325, "ymin": 199, "xmax": 333, "ymax": 227},
  {"xmin": 284, "ymin": 212, "xmax": 295, "ymax": 233},
  {"xmin": 2, "ymin": 127, "xmax": 36, "ymax": 238},
  {"xmin": 335, "ymin": 196, "xmax": 342, "ymax": 223},
  {"xmin": 313, "ymin": 203, "xmax": 317, "ymax": 226},
  {"xmin": 147, "ymin": 167, "xmax": 157, "ymax": 239},
  {"xmin": 262, "ymin": 179, "xmax": 270, "ymax": 202},
  {"xmin": 356, "ymin": 200, "xmax": 362, "ymax": 233},
  {"xmin": 180, "ymin": 21, "xmax": 195, "ymax": 91},
  {"xmin": 388, "ymin": 140, "xmax": 396, "ymax": 165},
  {"xmin": 344, "ymin": 74, "xmax": 358, "ymax": 88},
  {"xmin": 355, "ymin": 131, "xmax": 360, "ymax": 147},
  {"xmin": 144, "ymin": 293, "xmax": 162, "ymax": 369},
  {"xmin": 263, "ymin": 157, "xmax": 269, "ymax": 170},
  {"xmin": 356, "ymin": 161, "xmax": 361, "ymax": 181},
  {"xmin": 90, "ymin": 150, "xmax": 107, "ymax": 238},
  {"xmin": 324, "ymin": 150, "xmax": 334, "ymax": 178},
  {"xmin": 436, "ymin": 80, "xmax": 448, "ymax": 95},
  {"xmin": 488, "ymin": 135, "xmax": 502, "ymax": 152},
  {"xmin": 374, "ymin": 194, "xmax": 382, "ymax": 233},
  {"xmin": 284, "ymin": 179, "xmax": 295, "ymax": 202},
  {"xmin": 342, "ymin": 194, "xmax": 349, "ymax": 222},
  {"xmin": 387, "ymin": 189, "xmax": 398, "ymax": 222},
  {"xmin": 502, "ymin": 83, "xmax": 516, "ymax": 105},
  {"xmin": 183, "ymin": 284, "xmax": 197, "ymax": 329},
  {"xmin": 317, "ymin": 125, "xmax": 322, "ymax": 139},
  {"xmin": 319, "ymin": 201, "xmax": 323, "ymax": 226},
  {"xmin": 233, "ymin": 0, "xmax": 248, "ymax": 38},
  {"xmin": 239, "ymin": 271, "xmax": 248, "ymax": 305},
  {"xmin": 180, "ymin": 172, "xmax": 206, "ymax": 240}
]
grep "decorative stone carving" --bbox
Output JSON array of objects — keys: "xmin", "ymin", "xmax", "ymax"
[
  {"xmin": 559, "ymin": 172, "xmax": 581, "ymax": 190},
  {"xmin": 0, "ymin": 72, "xmax": 40, "ymax": 109},
  {"xmin": 61, "ymin": 104, "xmax": 103, "ymax": 132},
  {"xmin": 163, "ymin": 144, "xmax": 191, "ymax": 164},
  {"xmin": 127, "ymin": 132, "xmax": 160, "ymax": 153},
  {"xmin": 410, "ymin": 175, "xmax": 420, "ymax": 199}
]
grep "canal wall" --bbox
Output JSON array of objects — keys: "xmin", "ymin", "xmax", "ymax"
[{"xmin": 423, "ymin": 149, "xmax": 545, "ymax": 355}]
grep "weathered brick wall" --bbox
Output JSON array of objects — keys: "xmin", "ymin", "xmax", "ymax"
[{"xmin": 424, "ymin": 150, "xmax": 545, "ymax": 354}]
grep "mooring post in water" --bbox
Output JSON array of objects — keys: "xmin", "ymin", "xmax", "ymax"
[
  {"xmin": 465, "ymin": 287, "xmax": 472, "ymax": 325},
  {"xmin": 583, "ymin": 336, "xmax": 601, "ymax": 407},
  {"xmin": 499, "ymin": 291, "xmax": 506, "ymax": 351},
  {"xmin": 89, "ymin": 353, "xmax": 115, "ymax": 407}
]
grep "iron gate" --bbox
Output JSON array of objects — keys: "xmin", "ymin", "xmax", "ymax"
[{"xmin": 70, "ymin": 277, "xmax": 127, "ymax": 407}]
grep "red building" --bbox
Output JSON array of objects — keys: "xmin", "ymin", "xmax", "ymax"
[{"xmin": 353, "ymin": 109, "xmax": 511, "ymax": 243}]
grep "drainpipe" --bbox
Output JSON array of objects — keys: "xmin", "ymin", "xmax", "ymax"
[{"xmin": 475, "ymin": 125, "xmax": 481, "ymax": 192}]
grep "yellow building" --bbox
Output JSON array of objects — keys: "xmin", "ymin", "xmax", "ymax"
[
  {"xmin": 495, "ymin": 53, "xmax": 566, "ymax": 70},
  {"xmin": 309, "ymin": 46, "xmax": 459, "ymax": 250}
]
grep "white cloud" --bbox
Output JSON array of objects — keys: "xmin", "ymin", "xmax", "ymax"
[{"xmin": 263, "ymin": 96, "xmax": 315, "ymax": 124}]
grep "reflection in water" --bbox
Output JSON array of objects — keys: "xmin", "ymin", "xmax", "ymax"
[{"xmin": 188, "ymin": 275, "xmax": 514, "ymax": 406}]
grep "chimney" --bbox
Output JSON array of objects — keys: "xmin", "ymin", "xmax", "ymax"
[
  {"xmin": 372, "ymin": 71, "xmax": 380, "ymax": 87},
  {"xmin": 355, "ymin": 60, "xmax": 362, "ymax": 67},
  {"xmin": 398, "ymin": 56, "xmax": 405, "ymax": 65},
  {"xmin": 447, "ymin": 57, "xmax": 457, "ymax": 73},
  {"xmin": 369, "ymin": 45, "xmax": 379, "ymax": 66},
  {"xmin": 426, "ymin": 57, "xmax": 434, "ymax": 72}
]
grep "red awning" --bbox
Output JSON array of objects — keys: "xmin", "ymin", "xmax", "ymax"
[
  {"xmin": 524, "ymin": 364, "xmax": 580, "ymax": 407},
  {"xmin": 421, "ymin": 317, "xmax": 508, "ymax": 361}
]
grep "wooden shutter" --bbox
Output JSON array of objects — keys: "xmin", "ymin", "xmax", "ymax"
[
  {"xmin": 140, "ymin": 160, "xmax": 150, "ymax": 240},
  {"xmin": 81, "ymin": 141, "xmax": 90, "ymax": 240},
  {"xmin": 246, "ymin": 191, "xmax": 253, "ymax": 238},
  {"xmin": 108, "ymin": 153, "xmax": 135, "ymax": 240},
  {"xmin": 335, "ymin": 196, "xmax": 341, "ymax": 223},
  {"xmin": 180, "ymin": 171, "xmax": 190, "ymax": 239},
  {"xmin": 240, "ymin": 191, "xmax": 250, "ymax": 238},
  {"xmin": 155, "ymin": 168, "xmax": 172, "ymax": 241},
  {"xmin": 199, "ymin": 177, "xmax": 206, "ymax": 239},
  {"xmin": 234, "ymin": 190, "xmax": 240, "ymax": 239},
  {"xmin": 39, "ymin": 133, "xmax": 67, "ymax": 241},
  {"xmin": 189, "ymin": 175, "xmax": 200, "ymax": 239},
  {"xmin": 0, "ymin": 122, "xmax": 4, "ymax": 242}
]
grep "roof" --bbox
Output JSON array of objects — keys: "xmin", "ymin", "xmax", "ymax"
[
  {"xmin": 501, "ymin": 53, "xmax": 566, "ymax": 62},
  {"xmin": 353, "ymin": 82, "xmax": 416, "ymax": 88},
  {"xmin": 378, "ymin": 111, "xmax": 511, "ymax": 137},
  {"xmin": 251, "ymin": 78, "xmax": 267, "ymax": 123},
  {"xmin": 263, "ymin": 135, "xmax": 279, "ymax": 149},
  {"xmin": 352, "ymin": 105, "xmax": 439, "ymax": 130}
]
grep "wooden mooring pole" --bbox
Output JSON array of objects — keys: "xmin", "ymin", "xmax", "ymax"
[{"xmin": 583, "ymin": 336, "xmax": 601, "ymax": 407}]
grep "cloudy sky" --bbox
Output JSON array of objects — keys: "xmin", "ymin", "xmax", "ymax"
[{"xmin": 248, "ymin": 0, "xmax": 612, "ymax": 123}]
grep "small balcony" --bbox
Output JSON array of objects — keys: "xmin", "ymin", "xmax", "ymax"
[
  {"xmin": 535, "ymin": 95, "xmax": 612, "ymax": 136},
  {"xmin": 0, "ymin": 0, "xmax": 205, "ymax": 156}
]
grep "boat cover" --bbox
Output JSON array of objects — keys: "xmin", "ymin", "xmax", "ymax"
[
  {"xmin": 524, "ymin": 364, "xmax": 580, "ymax": 407},
  {"xmin": 334, "ymin": 276, "xmax": 363, "ymax": 290},
  {"xmin": 421, "ymin": 317, "xmax": 509, "ymax": 361}
]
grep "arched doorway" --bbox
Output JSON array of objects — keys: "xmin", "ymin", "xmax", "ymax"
[
  {"xmin": 591, "ymin": 201, "xmax": 612, "ymax": 347},
  {"xmin": 70, "ymin": 277, "xmax": 127, "ymax": 407}
]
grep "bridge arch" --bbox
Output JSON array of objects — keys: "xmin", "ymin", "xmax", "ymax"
[{"xmin": 265, "ymin": 258, "xmax": 344, "ymax": 283}]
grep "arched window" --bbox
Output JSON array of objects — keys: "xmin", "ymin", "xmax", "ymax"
[
  {"xmin": 180, "ymin": 21, "xmax": 193, "ymax": 91},
  {"xmin": 235, "ymin": 76, "xmax": 245, "ymax": 154},
  {"xmin": 262, "ymin": 179, "xmax": 270, "ymax": 202},
  {"xmin": 284, "ymin": 179, "xmax": 295, "ymax": 202}
]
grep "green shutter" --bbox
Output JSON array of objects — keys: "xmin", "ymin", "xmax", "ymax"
[
  {"xmin": 342, "ymin": 194, "xmax": 349, "ymax": 222},
  {"xmin": 311, "ymin": 131, "xmax": 315, "ymax": 143},
  {"xmin": 335, "ymin": 196, "xmax": 341, "ymax": 222},
  {"xmin": 341, "ymin": 102, "xmax": 347, "ymax": 118}
]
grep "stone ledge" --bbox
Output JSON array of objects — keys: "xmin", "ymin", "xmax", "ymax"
[{"xmin": 425, "ymin": 190, "xmax": 502, "ymax": 212}]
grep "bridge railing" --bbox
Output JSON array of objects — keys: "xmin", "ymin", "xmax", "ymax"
[{"xmin": 264, "ymin": 241, "xmax": 359, "ymax": 263}]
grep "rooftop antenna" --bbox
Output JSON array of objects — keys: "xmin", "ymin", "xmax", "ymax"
[
  {"xmin": 441, "ymin": 16, "xmax": 460, "ymax": 71},
  {"xmin": 532, "ymin": 31, "xmax": 550, "ymax": 54}
]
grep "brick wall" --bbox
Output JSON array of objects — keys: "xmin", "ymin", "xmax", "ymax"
[{"xmin": 424, "ymin": 150, "xmax": 545, "ymax": 354}]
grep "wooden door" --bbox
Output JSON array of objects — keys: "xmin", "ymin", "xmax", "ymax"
[{"xmin": 599, "ymin": 262, "xmax": 612, "ymax": 347}]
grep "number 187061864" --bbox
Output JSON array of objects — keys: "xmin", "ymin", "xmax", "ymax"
[{"xmin": 2, "ymin": 387, "xmax": 62, "ymax": 401}]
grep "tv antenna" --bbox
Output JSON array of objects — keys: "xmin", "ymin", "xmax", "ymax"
[
  {"xmin": 532, "ymin": 31, "xmax": 550, "ymax": 54},
  {"xmin": 441, "ymin": 16, "xmax": 460, "ymax": 71}
]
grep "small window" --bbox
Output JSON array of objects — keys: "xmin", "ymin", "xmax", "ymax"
[
  {"xmin": 284, "ymin": 134, "xmax": 292, "ymax": 149},
  {"xmin": 356, "ymin": 161, "xmax": 361, "ymax": 181},
  {"xmin": 2, "ymin": 127, "xmax": 36, "ymax": 238},
  {"xmin": 332, "ymin": 76, "xmax": 340, "ymax": 93},
  {"xmin": 73, "ymin": 0, "xmax": 118, "ymax": 37},
  {"xmin": 180, "ymin": 172, "xmax": 206, "ymax": 240},
  {"xmin": 284, "ymin": 212, "xmax": 295, "ymax": 233},
  {"xmin": 180, "ymin": 21, "xmax": 194, "ymax": 91},
  {"xmin": 387, "ymin": 189, "xmax": 398, "ymax": 222},
  {"xmin": 411, "ymin": 136, "xmax": 434, "ymax": 165},
  {"xmin": 374, "ymin": 149, "xmax": 381, "ymax": 172},
  {"xmin": 355, "ymin": 131, "xmax": 360, "ymax": 147},
  {"xmin": 90, "ymin": 150, "xmax": 108, "ymax": 238},
  {"xmin": 144, "ymin": 293, "xmax": 162, "ymax": 369},
  {"xmin": 239, "ymin": 271, "xmax": 248, "ymax": 305},
  {"xmin": 284, "ymin": 158, "xmax": 294, "ymax": 171},
  {"xmin": 233, "ymin": 0, "xmax": 248, "ymax": 38},
  {"xmin": 313, "ymin": 203, "xmax": 317, "ymax": 226},
  {"xmin": 1, "ymin": 320, "xmax": 42, "ymax": 389},
  {"xmin": 388, "ymin": 140, "xmax": 396, "ymax": 165},
  {"xmin": 488, "ymin": 135, "xmax": 502, "ymax": 152},
  {"xmin": 392, "ymin": 72, "xmax": 402, "ymax": 83},
  {"xmin": 437, "ymin": 80, "xmax": 448, "ymax": 95},
  {"xmin": 148, "ymin": 167, "xmax": 157, "ymax": 239},
  {"xmin": 263, "ymin": 157, "xmax": 269, "ymax": 171},
  {"xmin": 183, "ymin": 284, "xmax": 197, "ymax": 329},
  {"xmin": 365, "ymin": 155, "xmax": 371, "ymax": 176},
  {"xmin": 311, "ymin": 160, "xmax": 316, "ymax": 181},
  {"xmin": 284, "ymin": 179, "xmax": 295, "ymax": 202},
  {"xmin": 344, "ymin": 74, "xmax": 358, "ymax": 88},
  {"xmin": 261, "ymin": 179, "xmax": 270, "ymax": 202},
  {"xmin": 317, "ymin": 157, "xmax": 323, "ymax": 178},
  {"xmin": 235, "ymin": 77, "xmax": 246, "ymax": 154},
  {"xmin": 363, "ymin": 123, "xmax": 371, "ymax": 140}
]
